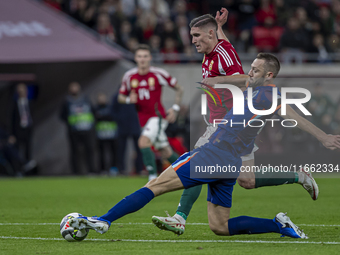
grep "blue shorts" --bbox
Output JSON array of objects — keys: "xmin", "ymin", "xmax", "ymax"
[{"xmin": 172, "ymin": 148, "xmax": 241, "ymax": 208}]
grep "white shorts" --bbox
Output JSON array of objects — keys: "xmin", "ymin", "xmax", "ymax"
[
  {"xmin": 194, "ymin": 125, "xmax": 258, "ymax": 161},
  {"xmin": 142, "ymin": 117, "xmax": 169, "ymax": 150}
]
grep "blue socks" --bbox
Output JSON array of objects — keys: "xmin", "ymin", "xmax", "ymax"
[
  {"xmin": 228, "ymin": 216, "xmax": 280, "ymax": 235},
  {"xmin": 100, "ymin": 187, "xmax": 155, "ymax": 223}
]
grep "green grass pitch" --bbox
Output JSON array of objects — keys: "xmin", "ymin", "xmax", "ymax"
[{"xmin": 0, "ymin": 176, "xmax": 339, "ymax": 254}]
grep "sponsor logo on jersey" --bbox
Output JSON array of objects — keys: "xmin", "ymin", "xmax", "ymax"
[
  {"xmin": 131, "ymin": 79, "xmax": 139, "ymax": 88},
  {"xmin": 205, "ymin": 60, "xmax": 208, "ymax": 66},
  {"xmin": 209, "ymin": 60, "xmax": 214, "ymax": 71}
]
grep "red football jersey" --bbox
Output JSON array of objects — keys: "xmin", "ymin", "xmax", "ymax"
[
  {"xmin": 119, "ymin": 66, "xmax": 177, "ymax": 127},
  {"xmin": 202, "ymin": 40, "xmax": 244, "ymax": 123}
]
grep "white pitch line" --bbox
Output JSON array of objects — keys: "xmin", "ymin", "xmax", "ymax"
[
  {"xmin": 1, "ymin": 223, "xmax": 340, "ymax": 227},
  {"xmin": 0, "ymin": 236, "xmax": 339, "ymax": 245}
]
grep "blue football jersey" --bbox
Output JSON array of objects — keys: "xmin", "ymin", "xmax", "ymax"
[{"xmin": 207, "ymin": 84, "xmax": 282, "ymax": 156}]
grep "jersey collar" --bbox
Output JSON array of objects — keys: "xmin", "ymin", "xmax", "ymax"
[{"xmin": 206, "ymin": 40, "xmax": 224, "ymax": 58}]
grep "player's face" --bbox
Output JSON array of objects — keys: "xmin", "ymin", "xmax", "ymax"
[
  {"xmin": 190, "ymin": 27, "xmax": 211, "ymax": 54},
  {"xmin": 135, "ymin": 49, "xmax": 151, "ymax": 69},
  {"xmin": 248, "ymin": 59, "xmax": 267, "ymax": 87}
]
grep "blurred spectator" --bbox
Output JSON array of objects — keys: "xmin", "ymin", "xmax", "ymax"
[
  {"xmin": 137, "ymin": 11, "xmax": 158, "ymax": 41},
  {"xmin": 182, "ymin": 45, "xmax": 196, "ymax": 63},
  {"xmin": 126, "ymin": 37, "xmax": 140, "ymax": 52},
  {"xmin": 118, "ymin": 20, "xmax": 133, "ymax": 46},
  {"xmin": 97, "ymin": 13, "xmax": 116, "ymax": 42},
  {"xmin": 308, "ymin": 33, "xmax": 331, "ymax": 63},
  {"xmin": 59, "ymin": 82, "xmax": 96, "ymax": 174},
  {"xmin": 255, "ymin": 0, "xmax": 277, "ymax": 26},
  {"xmin": 176, "ymin": 14, "xmax": 191, "ymax": 50},
  {"xmin": 171, "ymin": 0, "xmax": 194, "ymax": 21},
  {"xmin": 120, "ymin": 0, "xmax": 138, "ymax": 19},
  {"xmin": 0, "ymin": 124, "xmax": 24, "ymax": 176},
  {"xmin": 229, "ymin": 0, "xmax": 259, "ymax": 31},
  {"xmin": 160, "ymin": 19, "xmax": 178, "ymax": 47},
  {"xmin": 252, "ymin": 17, "xmax": 284, "ymax": 52},
  {"xmin": 94, "ymin": 92, "xmax": 118, "ymax": 174},
  {"xmin": 280, "ymin": 17, "xmax": 309, "ymax": 64},
  {"xmin": 11, "ymin": 83, "xmax": 33, "ymax": 162},
  {"xmin": 228, "ymin": 0, "xmax": 260, "ymax": 53},
  {"xmin": 71, "ymin": 0, "xmax": 96, "ymax": 28},
  {"xmin": 161, "ymin": 37, "xmax": 180, "ymax": 63},
  {"xmin": 111, "ymin": 92, "xmax": 143, "ymax": 175},
  {"xmin": 318, "ymin": 6, "xmax": 334, "ymax": 38},
  {"xmin": 274, "ymin": 0, "xmax": 292, "ymax": 26},
  {"xmin": 149, "ymin": 35, "xmax": 161, "ymax": 55}
]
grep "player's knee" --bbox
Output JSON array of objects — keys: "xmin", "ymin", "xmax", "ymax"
[
  {"xmin": 138, "ymin": 136, "xmax": 151, "ymax": 148},
  {"xmin": 237, "ymin": 177, "xmax": 255, "ymax": 189},
  {"xmin": 209, "ymin": 223, "xmax": 229, "ymax": 236},
  {"xmin": 160, "ymin": 146, "xmax": 172, "ymax": 159},
  {"xmin": 144, "ymin": 178, "xmax": 160, "ymax": 196}
]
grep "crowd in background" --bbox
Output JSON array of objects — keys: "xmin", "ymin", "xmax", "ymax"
[
  {"xmin": 0, "ymin": 82, "xmax": 190, "ymax": 177},
  {"xmin": 42, "ymin": 0, "xmax": 340, "ymax": 63}
]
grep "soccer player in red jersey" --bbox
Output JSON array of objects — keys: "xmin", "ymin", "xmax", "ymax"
[
  {"xmin": 118, "ymin": 44, "xmax": 183, "ymax": 181},
  {"xmin": 151, "ymin": 8, "xmax": 319, "ymax": 235}
]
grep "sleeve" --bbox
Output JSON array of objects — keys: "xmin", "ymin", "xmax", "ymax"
[
  {"xmin": 215, "ymin": 43, "xmax": 243, "ymax": 76},
  {"xmin": 152, "ymin": 67, "xmax": 177, "ymax": 88},
  {"xmin": 119, "ymin": 72, "xmax": 131, "ymax": 96}
]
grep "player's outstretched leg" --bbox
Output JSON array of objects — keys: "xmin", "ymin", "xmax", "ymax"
[
  {"xmin": 152, "ymin": 185, "xmax": 203, "ymax": 235},
  {"xmin": 298, "ymin": 168, "xmax": 319, "ymax": 200},
  {"xmin": 70, "ymin": 166, "xmax": 184, "ymax": 234},
  {"xmin": 226, "ymin": 212, "xmax": 307, "ymax": 239},
  {"xmin": 208, "ymin": 202, "xmax": 307, "ymax": 239},
  {"xmin": 253, "ymin": 167, "xmax": 319, "ymax": 200}
]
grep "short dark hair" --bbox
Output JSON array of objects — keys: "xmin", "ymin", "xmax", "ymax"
[
  {"xmin": 189, "ymin": 14, "xmax": 217, "ymax": 30},
  {"xmin": 135, "ymin": 44, "xmax": 151, "ymax": 54},
  {"xmin": 256, "ymin": 53, "xmax": 280, "ymax": 78}
]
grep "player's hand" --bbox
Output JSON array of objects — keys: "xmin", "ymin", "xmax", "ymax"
[
  {"xmin": 166, "ymin": 108, "xmax": 177, "ymax": 123},
  {"xmin": 321, "ymin": 134, "xmax": 340, "ymax": 150},
  {"xmin": 215, "ymin": 7, "xmax": 229, "ymax": 27},
  {"xmin": 129, "ymin": 90, "xmax": 138, "ymax": 103},
  {"xmin": 201, "ymin": 77, "xmax": 219, "ymax": 88}
]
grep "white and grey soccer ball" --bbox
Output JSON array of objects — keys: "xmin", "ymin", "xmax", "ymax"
[{"xmin": 60, "ymin": 212, "xmax": 89, "ymax": 242}]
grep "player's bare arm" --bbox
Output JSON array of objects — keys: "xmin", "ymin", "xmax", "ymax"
[
  {"xmin": 118, "ymin": 90, "xmax": 138, "ymax": 104},
  {"xmin": 215, "ymin": 7, "xmax": 230, "ymax": 42},
  {"xmin": 201, "ymin": 74, "xmax": 249, "ymax": 89},
  {"xmin": 166, "ymin": 83, "xmax": 183, "ymax": 123},
  {"xmin": 278, "ymin": 105, "xmax": 340, "ymax": 150}
]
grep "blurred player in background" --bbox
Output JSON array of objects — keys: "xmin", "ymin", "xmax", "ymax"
[
  {"xmin": 118, "ymin": 44, "xmax": 183, "ymax": 181},
  {"xmin": 11, "ymin": 83, "xmax": 33, "ymax": 162},
  {"xmin": 152, "ymin": 8, "xmax": 319, "ymax": 235},
  {"xmin": 60, "ymin": 82, "xmax": 96, "ymax": 174},
  {"xmin": 94, "ymin": 92, "xmax": 118, "ymax": 174},
  {"xmin": 69, "ymin": 54, "xmax": 340, "ymax": 240}
]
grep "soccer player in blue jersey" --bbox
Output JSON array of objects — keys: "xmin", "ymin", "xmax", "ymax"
[{"xmin": 70, "ymin": 53, "xmax": 340, "ymax": 239}]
